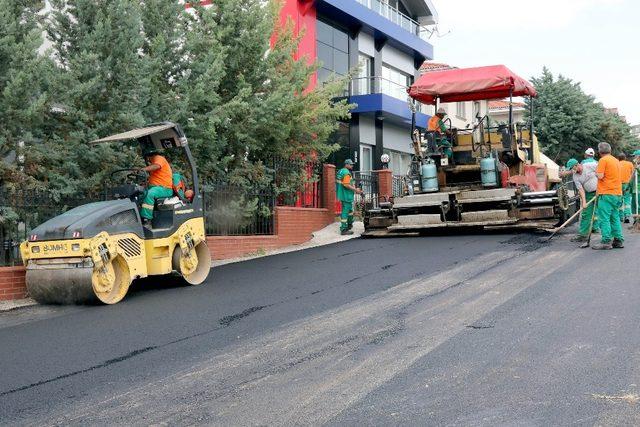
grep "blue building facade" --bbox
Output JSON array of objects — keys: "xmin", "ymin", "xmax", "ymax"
[{"xmin": 284, "ymin": 0, "xmax": 437, "ymax": 172}]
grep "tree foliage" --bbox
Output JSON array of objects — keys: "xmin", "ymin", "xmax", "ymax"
[
  {"xmin": 1, "ymin": 0, "xmax": 351, "ymax": 194},
  {"xmin": 0, "ymin": 0, "xmax": 53, "ymax": 191},
  {"xmin": 527, "ymin": 67, "xmax": 637, "ymax": 164}
]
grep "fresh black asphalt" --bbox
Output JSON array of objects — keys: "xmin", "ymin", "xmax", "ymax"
[{"xmin": 1, "ymin": 230, "xmax": 639, "ymax": 425}]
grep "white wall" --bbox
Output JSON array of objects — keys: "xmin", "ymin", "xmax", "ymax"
[
  {"xmin": 358, "ymin": 31, "xmax": 375, "ymax": 57},
  {"xmin": 488, "ymin": 108, "xmax": 526, "ymax": 125},
  {"xmin": 423, "ymin": 100, "xmax": 489, "ymax": 130},
  {"xmin": 382, "ymin": 121, "xmax": 413, "ymax": 154},
  {"xmin": 359, "ymin": 115, "xmax": 376, "ymax": 144},
  {"xmin": 381, "ymin": 45, "xmax": 415, "ymax": 75}
]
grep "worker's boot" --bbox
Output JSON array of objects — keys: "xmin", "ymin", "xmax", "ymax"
[
  {"xmin": 341, "ymin": 230, "xmax": 354, "ymax": 236},
  {"xmin": 591, "ymin": 242, "xmax": 613, "ymax": 250},
  {"xmin": 570, "ymin": 235, "xmax": 587, "ymax": 242},
  {"xmin": 612, "ymin": 238, "xmax": 624, "ymax": 249}
]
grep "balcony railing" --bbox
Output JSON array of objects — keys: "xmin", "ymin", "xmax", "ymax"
[
  {"xmin": 355, "ymin": 0, "xmax": 434, "ymax": 41},
  {"xmin": 350, "ymin": 76, "xmax": 408, "ymax": 100},
  {"xmin": 349, "ymin": 76, "xmax": 431, "ymax": 114}
]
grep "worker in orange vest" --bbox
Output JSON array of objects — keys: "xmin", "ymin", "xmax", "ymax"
[
  {"xmin": 139, "ymin": 148, "xmax": 174, "ymax": 225},
  {"xmin": 592, "ymin": 142, "xmax": 623, "ymax": 250},
  {"xmin": 427, "ymin": 107, "xmax": 452, "ymax": 158}
]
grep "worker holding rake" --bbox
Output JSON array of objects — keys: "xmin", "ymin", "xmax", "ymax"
[
  {"xmin": 336, "ymin": 159, "xmax": 363, "ymax": 236},
  {"xmin": 565, "ymin": 158, "xmax": 599, "ymax": 242}
]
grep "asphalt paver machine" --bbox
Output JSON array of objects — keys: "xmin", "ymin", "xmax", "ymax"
[
  {"xmin": 364, "ymin": 65, "xmax": 573, "ymax": 236},
  {"xmin": 20, "ymin": 122, "xmax": 212, "ymax": 304}
]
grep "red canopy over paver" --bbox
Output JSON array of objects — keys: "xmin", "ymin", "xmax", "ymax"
[{"xmin": 408, "ymin": 65, "xmax": 537, "ymax": 105}]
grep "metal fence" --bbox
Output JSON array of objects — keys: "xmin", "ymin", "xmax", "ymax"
[
  {"xmin": 353, "ymin": 171, "xmax": 380, "ymax": 213},
  {"xmin": 0, "ymin": 158, "xmax": 325, "ymax": 263},
  {"xmin": 0, "ymin": 191, "xmax": 105, "ymax": 266},
  {"xmin": 203, "ymin": 159, "xmax": 323, "ymax": 236},
  {"xmin": 203, "ymin": 183, "xmax": 276, "ymax": 236},
  {"xmin": 271, "ymin": 159, "xmax": 323, "ymax": 209},
  {"xmin": 392, "ymin": 175, "xmax": 405, "ymax": 197}
]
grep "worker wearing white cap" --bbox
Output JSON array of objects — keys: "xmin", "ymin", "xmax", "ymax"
[
  {"xmin": 583, "ymin": 147, "xmax": 597, "ymax": 164},
  {"xmin": 427, "ymin": 107, "xmax": 452, "ymax": 158}
]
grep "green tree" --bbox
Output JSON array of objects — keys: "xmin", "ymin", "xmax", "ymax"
[
  {"xmin": 39, "ymin": 0, "xmax": 152, "ymax": 193},
  {"xmin": 177, "ymin": 0, "xmax": 352, "ymax": 187},
  {"xmin": 140, "ymin": 0, "xmax": 186, "ymax": 122},
  {"xmin": 0, "ymin": 0, "xmax": 53, "ymax": 191},
  {"xmin": 527, "ymin": 67, "xmax": 636, "ymax": 164},
  {"xmin": 11, "ymin": 0, "xmax": 351, "ymax": 195}
]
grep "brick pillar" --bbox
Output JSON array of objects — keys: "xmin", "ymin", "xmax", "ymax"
[
  {"xmin": 377, "ymin": 169, "xmax": 393, "ymax": 202},
  {"xmin": 322, "ymin": 164, "xmax": 336, "ymax": 221}
]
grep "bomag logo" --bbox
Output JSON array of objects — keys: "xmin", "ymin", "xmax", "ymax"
[{"xmin": 43, "ymin": 243, "xmax": 68, "ymax": 253}]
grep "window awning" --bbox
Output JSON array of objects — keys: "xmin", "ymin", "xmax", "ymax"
[{"xmin": 408, "ymin": 65, "xmax": 537, "ymax": 105}]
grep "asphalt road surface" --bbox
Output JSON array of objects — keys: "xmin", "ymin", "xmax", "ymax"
[{"xmin": 2, "ymin": 229, "xmax": 640, "ymax": 426}]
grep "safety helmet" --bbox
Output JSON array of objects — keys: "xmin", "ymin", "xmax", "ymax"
[
  {"xmin": 436, "ymin": 107, "xmax": 447, "ymax": 115},
  {"xmin": 565, "ymin": 158, "xmax": 579, "ymax": 170}
]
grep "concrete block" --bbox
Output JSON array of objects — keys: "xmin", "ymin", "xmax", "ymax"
[
  {"xmin": 394, "ymin": 193, "xmax": 450, "ymax": 208},
  {"xmin": 461, "ymin": 210, "xmax": 510, "ymax": 222},
  {"xmin": 397, "ymin": 214, "xmax": 443, "ymax": 226},
  {"xmin": 457, "ymin": 188, "xmax": 516, "ymax": 200}
]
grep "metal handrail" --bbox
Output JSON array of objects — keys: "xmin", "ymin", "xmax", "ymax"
[
  {"xmin": 349, "ymin": 76, "xmax": 407, "ymax": 98},
  {"xmin": 355, "ymin": 0, "xmax": 435, "ymax": 41}
]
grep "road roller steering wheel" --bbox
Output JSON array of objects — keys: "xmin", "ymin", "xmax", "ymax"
[
  {"xmin": 109, "ymin": 169, "xmax": 147, "ymax": 200},
  {"xmin": 110, "ymin": 168, "xmax": 147, "ymax": 185}
]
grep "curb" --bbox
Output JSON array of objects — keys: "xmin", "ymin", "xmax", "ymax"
[
  {"xmin": 212, "ymin": 221, "xmax": 363, "ymax": 267},
  {"xmin": 0, "ymin": 298, "xmax": 37, "ymax": 313}
]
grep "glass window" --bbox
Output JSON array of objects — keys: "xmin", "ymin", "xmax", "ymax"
[
  {"xmin": 333, "ymin": 29, "xmax": 348, "ymax": 52},
  {"xmin": 317, "ymin": 68, "xmax": 331, "ymax": 84},
  {"xmin": 334, "ymin": 50, "xmax": 348, "ymax": 75},
  {"xmin": 316, "ymin": 19, "xmax": 349, "ymax": 84},
  {"xmin": 383, "ymin": 149, "xmax": 411, "ymax": 175},
  {"xmin": 317, "ymin": 43, "xmax": 333, "ymax": 70},
  {"xmin": 356, "ymin": 54, "xmax": 373, "ymax": 95},
  {"xmin": 361, "ymin": 145, "xmax": 373, "ymax": 171},
  {"xmin": 381, "ymin": 64, "xmax": 410, "ymax": 100},
  {"xmin": 456, "ymin": 102, "xmax": 466, "ymax": 119},
  {"xmin": 316, "ymin": 20, "xmax": 333, "ymax": 45}
]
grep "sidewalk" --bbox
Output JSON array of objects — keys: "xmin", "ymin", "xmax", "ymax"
[
  {"xmin": 0, "ymin": 222, "xmax": 363, "ymax": 312},
  {"xmin": 213, "ymin": 221, "xmax": 364, "ymax": 266}
]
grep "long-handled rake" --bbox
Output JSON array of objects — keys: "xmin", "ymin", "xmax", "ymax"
[
  {"xmin": 543, "ymin": 196, "xmax": 596, "ymax": 242},
  {"xmin": 580, "ymin": 195, "xmax": 599, "ymax": 248}
]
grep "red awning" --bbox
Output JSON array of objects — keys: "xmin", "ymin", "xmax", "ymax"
[{"xmin": 408, "ymin": 65, "xmax": 537, "ymax": 105}]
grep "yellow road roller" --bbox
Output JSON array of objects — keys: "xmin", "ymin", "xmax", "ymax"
[{"xmin": 19, "ymin": 122, "xmax": 212, "ymax": 304}]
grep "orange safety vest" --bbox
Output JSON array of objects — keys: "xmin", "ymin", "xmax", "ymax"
[{"xmin": 148, "ymin": 155, "xmax": 173, "ymax": 189}]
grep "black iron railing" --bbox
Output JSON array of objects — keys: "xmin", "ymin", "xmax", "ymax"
[
  {"xmin": 0, "ymin": 158, "xmax": 325, "ymax": 263},
  {"xmin": 0, "ymin": 191, "xmax": 105, "ymax": 266},
  {"xmin": 392, "ymin": 175, "xmax": 406, "ymax": 197},
  {"xmin": 202, "ymin": 183, "xmax": 276, "ymax": 236},
  {"xmin": 353, "ymin": 171, "xmax": 380, "ymax": 214}
]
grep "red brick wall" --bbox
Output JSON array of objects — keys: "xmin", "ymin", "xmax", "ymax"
[
  {"xmin": 207, "ymin": 206, "xmax": 333, "ymax": 260},
  {"xmin": 378, "ymin": 169, "xmax": 393, "ymax": 202},
  {"xmin": 0, "ymin": 266, "xmax": 27, "ymax": 301}
]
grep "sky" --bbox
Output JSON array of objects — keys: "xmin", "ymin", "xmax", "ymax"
[{"xmin": 429, "ymin": 0, "xmax": 640, "ymax": 124}]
